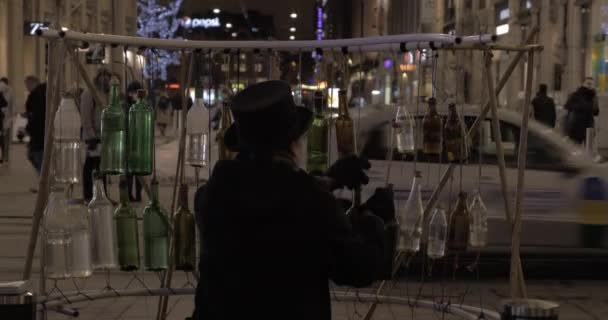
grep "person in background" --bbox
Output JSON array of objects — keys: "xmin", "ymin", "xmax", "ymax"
[
  {"xmin": 81, "ymin": 67, "xmax": 112, "ymax": 202},
  {"xmin": 171, "ymin": 89, "xmax": 193, "ymax": 134},
  {"xmin": 531, "ymin": 83, "xmax": 556, "ymax": 128},
  {"xmin": 155, "ymin": 90, "xmax": 172, "ymax": 137},
  {"xmin": 564, "ymin": 77, "xmax": 599, "ymax": 144},
  {"xmin": 0, "ymin": 77, "xmax": 11, "ymax": 164},
  {"xmin": 24, "ymin": 76, "xmax": 46, "ymax": 192},
  {"xmin": 125, "ymin": 81, "xmax": 143, "ymax": 202},
  {"xmin": 193, "ymin": 81, "xmax": 389, "ymax": 320}
]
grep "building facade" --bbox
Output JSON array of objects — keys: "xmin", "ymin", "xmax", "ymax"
[{"xmin": 0, "ymin": 0, "xmax": 137, "ymax": 113}]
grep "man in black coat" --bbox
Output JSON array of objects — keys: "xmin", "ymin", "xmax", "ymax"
[
  {"xmin": 24, "ymin": 81, "xmax": 46, "ymax": 174},
  {"xmin": 531, "ymin": 84, "xmax": 556, "ymax": 128},
  {"xmin": 194, "ymin": 80, "xmax": 389, "ymax": 320},
  {"xmin": 565, "ymin": 77, "xmax": 599, "ymax": 144}
]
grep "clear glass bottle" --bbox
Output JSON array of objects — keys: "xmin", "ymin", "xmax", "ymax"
[
  {"xmin": 307, "ymin": 90, "xmax": 329, "ymax": 174},
  {"xmin": 186, "ymin": 98, "xmax": 210, "ymax": 167},
  {"xmin": 53, "ymin": 94, "xmax": 82, "ymax": 184},
  {"xmin": 422, "ymin": 97, "xmax": 442, "ymax": 155},
  {"xmin": 174, "ymin": 184, "xmax": 196, "ymax": 271},
  {"xmin": 100, "ymin": 79, "xmax": 126, "ymax": 175},
  {"xmin": 335, "ymin": 89, "xmax": 355, "ymax": 157},
  {"xmin": 398, "ymin": 171, "xmax": 424, "ymax": 252},
  {"xmin": 392, "ymin": 103, "xmax": 415, "ymax": 155},
  {"xmin": 427, "ymin": 206, "xmax": 447, "ymax": 259},
  {"xmin": 216, "ymin": 101, "xmax": 234, "ymax": 161},
  {"xmin": 67, "ymin": 199, "xmax": 92, "ymax": 277},
  {"xmin": 469, "ymin": 190, "xmax": 488, "ymax": 248},
  {"xmin": 43, "ymin": 187, "xmax": 72, "ymax": 279},
  {"xmin": 114, "ymin": 176, "xmax": 140, "ymax": 271},
  {"xmin": 444, "ymin": 102, "xmax": 467, "ymax": 162},
  {"xmin": 88, "ymin": 172, "xmax": 118, "ymax": 270},
  {"xmin": 448, "ymin": 191, "xmax": 470, "ymax": 252},
  {"xmin": 144, "ymin": 178, "xmax": 169, "ymax": 271},
  {"xmin": 128, "ymin": 89, "xmax": 153, "ymax": 176}
]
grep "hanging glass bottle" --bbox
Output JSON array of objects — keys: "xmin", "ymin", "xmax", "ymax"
[
  {"xmin": 427, "ymin": 206, "xmax": 447, "ymax": 259},
  {"xmin": 398, "ymin": 171, "xmax": 424, "ymax": 252},
  {"xmin": 53, "ymin": 94, "xmax": 82, "ymax": 184},
  {"xmin": 43, "ymin": 187, "xmax": 72, "ymax": 279},
  {"xmin": 335, "ymin": 89, "xmax": 355, "ymax": 157},
  {"xmin": 444, "ymin": 102, "xmax": 468, "ymax": 162},
  {"xmin": 67, "ymin": 199, "xmax": 92, "ymax": 277},
  {"xmin": 422, "ymin": 97, "xmax": 442, "ymax": 155},
  {"xmin": 88, "ymin": 172, "xmax": 118, "ymax": 270},
  {"xmin": 448, "ymin": 191, "xmax": 470, "ymax": 252},
  {"xmin": 144, "ymin": 178, "xmax": 169, "ymax": 271},
  {"xmin": 392, "ymin": 103, "xmax": 415, "ymax": 156},
  {"xmin": 186, "ymin": 98, "xmax": 210, "ymax": 167},
  {"xmin": 217, "ymin": 100, "xmax": 234, "ymax": 161},
  {"xmin": 174, "ymin": 184, "xmax": 196, "ymax": 271},
  {"xmin": 114, "ymin": 176, "xmax": 140, "ymax": 271},
  {"xmin": 307, "ymin": 90, "xmax": 329, "ymax": 174},
  {"xmin": 469, "ymin": 190, "xmax": 488, "ymax": 248},
  {"xmin": 128, "ymin": 89, "xmax": 153, "ymax": 176},
  {"xmin": 100, "ymin": 79, "xmax": 126, "ymax": 175}
]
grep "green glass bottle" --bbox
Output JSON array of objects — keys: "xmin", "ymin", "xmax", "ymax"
[
  {"xmin": 143, "ymin": 178, "xmax": 169, "ymax": 271},
  {"xmin": 174, "ymin": 184, "xmax": 196, "ymax": 271},
  {"xmin": 100, "ymin": 79, "xmax": 126, "ymax": 175},
  {"xmin": 307, "ymin": 90, "xmax": 329, "ymax": 175},
  {"xmin": 114, "ymin": 177, "xmax": 140, "ymax": 271},
  {"xmin": 128, "ymin": 89, "xmax": 153, "ymax": 176}
]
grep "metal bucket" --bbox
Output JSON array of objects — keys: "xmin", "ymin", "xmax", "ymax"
[{"xmin": 501, "ymin": 299, "xmax": 559, "ymax": 320}]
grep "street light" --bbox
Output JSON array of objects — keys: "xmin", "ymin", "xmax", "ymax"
[
  {"xmin": 290, "ymin": 27, "xmax": 296, "ymax": 32},
  {"xmin": 226, "ymin": 23, "xmax": 233, "ymax": 29},
  {"xmin": 213, "ymin": 8, "xmax": 221, "ymax": 14},
  {"xmin": 290, "ymin": 12, "xmax": 298, "ymax": 19},
  {"xmin": 231, "ymin": 32, "xmax": 237, "ymax": 38},
  {"xmin": 289, "ymin": 35, "xmax": 295, "ymax": 40}
]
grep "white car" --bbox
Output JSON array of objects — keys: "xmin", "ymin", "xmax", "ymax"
[{"xmin": 350, "ymin": 104, "xmax": 608, "ymax": 250}]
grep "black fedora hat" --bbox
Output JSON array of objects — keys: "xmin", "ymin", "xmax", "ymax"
[{"xmin": 224, "ymin": 80, "xmax": 312, "ymax": 152}]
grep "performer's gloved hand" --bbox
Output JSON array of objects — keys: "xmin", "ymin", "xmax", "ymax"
[
  {"xmin": 85, "ymin": 138, "xmax": 101, "ymax": 151},
  {"xmin": 326, "ymin": 155, "xmax": 371, "ymax": 190},
  {"xmin": 361, "ymin": 187, "xmax": 395, "ymax": 223}
]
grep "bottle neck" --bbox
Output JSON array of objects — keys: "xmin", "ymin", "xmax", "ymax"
[
  {"xmin": 92, "ymin": 178, "xmax": 107, "ymax": 200},
  {"xmin": 428, "ymin": 104, "xmax": 437, "ymax": 115},
  {"xmin": 338, "ymin": 90, "xmax": 349, "ymax": 118},
  {"xmin": 178, "ymin": 184, "xmax": 189, "ymax": 210},
  {"xmin": 109, "ymin": 85, "xmax": 120, "ymax": 107},
  {"xmin": 119, "ymin": 179, "xmax": 130, "ymax": 206},
  {"xmin": 221, "ymin": 103, "xmax": 232, "ymax": 128},
  {"xmin": 150, "ymin": 181, "xmax": 160, "ymax": 204}
]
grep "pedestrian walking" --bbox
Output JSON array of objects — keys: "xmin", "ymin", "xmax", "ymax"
[
  {"xmin": 0, "ymin": 77, "xmax": 14, "ymax": 164},
  {"xmin": 24, "ymin": 76, "xmax": 46, "ymax": 180},
  {"xmin": 81, "ymin": 67, "xmax": 112, "ymax": 202},
  {"xmin": 531, "ymin": 84, "xmax": 556, "ymax": 128},
  {"xmin": 564, "ymin": 77, "xmax": 599, "ymax": 144},
  {"xmin": 124, "ymin": 80, "xmax": 143, "ymax": 202},
  {"xmin": 193, "ymin": 81, "xmax": 389, "ymax": 320},
  {"xmin": 155, "ymin": 90, "xmax": 172, "ymax": 137}
]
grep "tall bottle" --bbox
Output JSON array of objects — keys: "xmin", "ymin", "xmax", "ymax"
[
  {"xmin": 186, "ymin": 98, "xmax": 210, "ymax": 167},
  {"xmin": 307, "ymin": 90, "xmax": 329, "ymax": 174},
  {"xmin": 335, "ymin": 89, "xmax": 355, "ymax": 157},
  {"xmin": 468, "ymin": 190, "xmax": 488, "ymax": 248},
  {"xmin": 448, "ymin": 191, "xmax": 470, "ymax": 252},
  {"xmin": 217, "ymin": 101, "xmax": 234, "ymax": 161},
  {"xmin": 444, "ymin": 103, "xmax": 467, "ymax": 162},
  {"xmin": 128, "ymin": 89, "xmax": 153, "ymax": 175},
  {"xmin": 100, "ymin": 79, "xmax": 126, "ymax": 175},
  {"xmin": 43, "ymin": 187, "xmax": 72, "ymax": 279},
  {"xmin": 67, "ymin": 199, "xmax": 92, "ymax": 277},
  {"xmin": 144, "ymin": 178, "xmax": 169, "ymax": 271},
  {"xmin": 398, "ymin": 171, "xmax": 424, "ymax": 252},
  {"xmin": 427, "ymin": 206, "xmax": 447, "ymax": 259},
  {"xmin": 53, "ymin": 94, "xmax": 82, "ymax": 184},
  {"xmin": 88, "ymin": 172, "xmax": 118, "ymax": 270},
  {"xmin": 174, "ymin": 184, "xmax": 196, "ymax": 271},
  {"xmin": 422, "ymin": 97, "xmax": 442, "ymax": 155},
  {"xmin": 392, "ymin": 103, "xmax": 415, "ymax": 155},
  {"xmin": 114, "ymin": 177, "xmax": 140, "ymax": 271}
]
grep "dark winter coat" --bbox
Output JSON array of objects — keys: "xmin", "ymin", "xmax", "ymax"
[
  {"xmin": 194, "ymin": 154, "xmax": 384, "ymax": 320},
  {"xmin": 565, "ymin": 87, "xmax": 599, "ymax": 143},
  {"xmin": 25, "ymin": 83, "xmax": 47, "ymax": 150},
  {"xmin": 531, "ymin": 93, "xmax": 556, "ymax": 128}
]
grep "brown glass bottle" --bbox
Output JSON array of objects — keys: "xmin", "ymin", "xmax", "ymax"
[
  {"xmin": 335, "ymin": 89, "xmax": 355, "ymax": 157},
  {"xmin": 444, "ymin": 103, "xmax": 466, "ymax": 162},
  {"xmin": 174, "ymin": 184, "xmax": 196, "ymax": 271},
  {"xmin": 448, "ymin": 191, "xmax": 470, "ymax": 252},
  {"xmin": 422, "ymin": 97, "xmax": 442, "ymax": 155}
]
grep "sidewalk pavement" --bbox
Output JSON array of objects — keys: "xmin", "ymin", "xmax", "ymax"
[{"xmin": 1, "ymin": 144, "xmax": 608, "ymax": 319}]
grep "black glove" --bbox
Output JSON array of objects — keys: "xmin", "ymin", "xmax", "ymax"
[
  {"xmin": 326, "ymin": 155, "xmax": 371, "ymax": 190},
  {"xmin": 85, "ymin": 138, "xmax": 100, "ymax": 151},
  {"xmin": 361, "ymin": 187, "xmax": 395, "ymax": 223}
]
